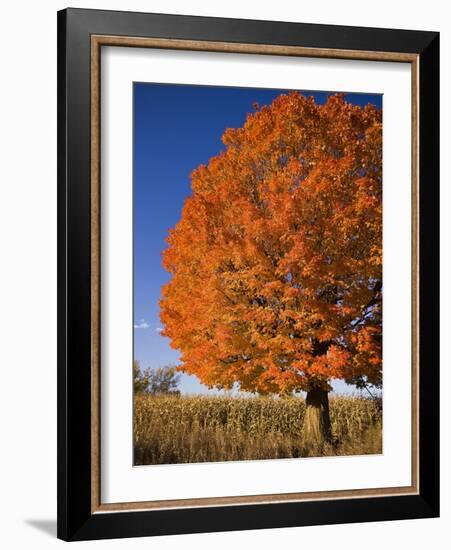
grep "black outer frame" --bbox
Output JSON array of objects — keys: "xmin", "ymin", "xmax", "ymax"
[{"xmin": 57, "ymin": 8, "xmax": 439, "ymax": 542}]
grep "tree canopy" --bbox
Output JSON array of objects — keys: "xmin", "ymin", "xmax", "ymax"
[
  {"xmin": 160, "ymin": 93, "xmax": 382, "ymax": 395},
  {"xmin": 134, "ymin": 361, "xmax": 181, "ymax": 395}
]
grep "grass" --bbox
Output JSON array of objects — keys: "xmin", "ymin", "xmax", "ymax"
[{"xmin": 134, "ymin": 393, "xmax": 382, "ymax": 465}]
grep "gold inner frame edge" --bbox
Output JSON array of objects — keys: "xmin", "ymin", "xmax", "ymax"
[{"xmin": 90, "ymin": 35, "xmax": 420, "ymax": 514}]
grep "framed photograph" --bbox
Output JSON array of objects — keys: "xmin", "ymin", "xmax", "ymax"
[{"xmin": 57, "ymin": 8, "xmax": 439, "ymax": 541}]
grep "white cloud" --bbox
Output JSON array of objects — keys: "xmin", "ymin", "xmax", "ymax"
[
  {"xmin": 155, "ymin": 327, "xmax": 164, "ymax": 334},
  {"xmin": 134, "ymin": 319, "xmax": 150, "ymax": 329}
]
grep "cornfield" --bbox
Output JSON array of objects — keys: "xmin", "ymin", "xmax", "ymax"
[{"xmin": 134, "ymin": 393, "xmax": 382, "ymax": 465}]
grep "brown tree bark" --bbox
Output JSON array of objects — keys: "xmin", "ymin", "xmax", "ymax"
[{"xmin": 303, "ymin": 388, "xmax": 332, "ymax": 450}]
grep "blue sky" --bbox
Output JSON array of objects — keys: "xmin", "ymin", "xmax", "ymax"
[{"xmin": 133, "ymin": 83, "xmax": 382, "ymax": 395}]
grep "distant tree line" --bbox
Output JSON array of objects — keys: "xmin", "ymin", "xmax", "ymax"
[{"xmin": 133, "ymin": 360, "xmax": 181, "ymax": 395}]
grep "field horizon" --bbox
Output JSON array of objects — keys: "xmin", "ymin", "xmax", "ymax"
[{"xmin": 134, "ymin": 392, "xmax": 382, "ymax": 466}]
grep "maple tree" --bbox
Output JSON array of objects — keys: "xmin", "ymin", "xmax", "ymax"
[{"xmin": 160, "ymin": 92, "xmax": 382, "ymax": 444}]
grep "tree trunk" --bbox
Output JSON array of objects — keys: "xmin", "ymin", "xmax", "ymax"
[{"xmin": 303, "ymin": 388, "xmax": 332, "ymax": 450}]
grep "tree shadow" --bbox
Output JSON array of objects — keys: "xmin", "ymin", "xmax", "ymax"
[{"xmin": 25, "ymin": 519, "xmax": 57, "ymax": 538}]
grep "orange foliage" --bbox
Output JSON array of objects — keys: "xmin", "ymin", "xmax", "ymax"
[{"xmin": 160, "ymin": 93, "xmax": 382, "ymax": 394}]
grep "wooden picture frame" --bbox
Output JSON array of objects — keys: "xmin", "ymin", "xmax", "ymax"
[{"xmin": 57, "ymin": 8, "xmax": 439, "ymax": 541}]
